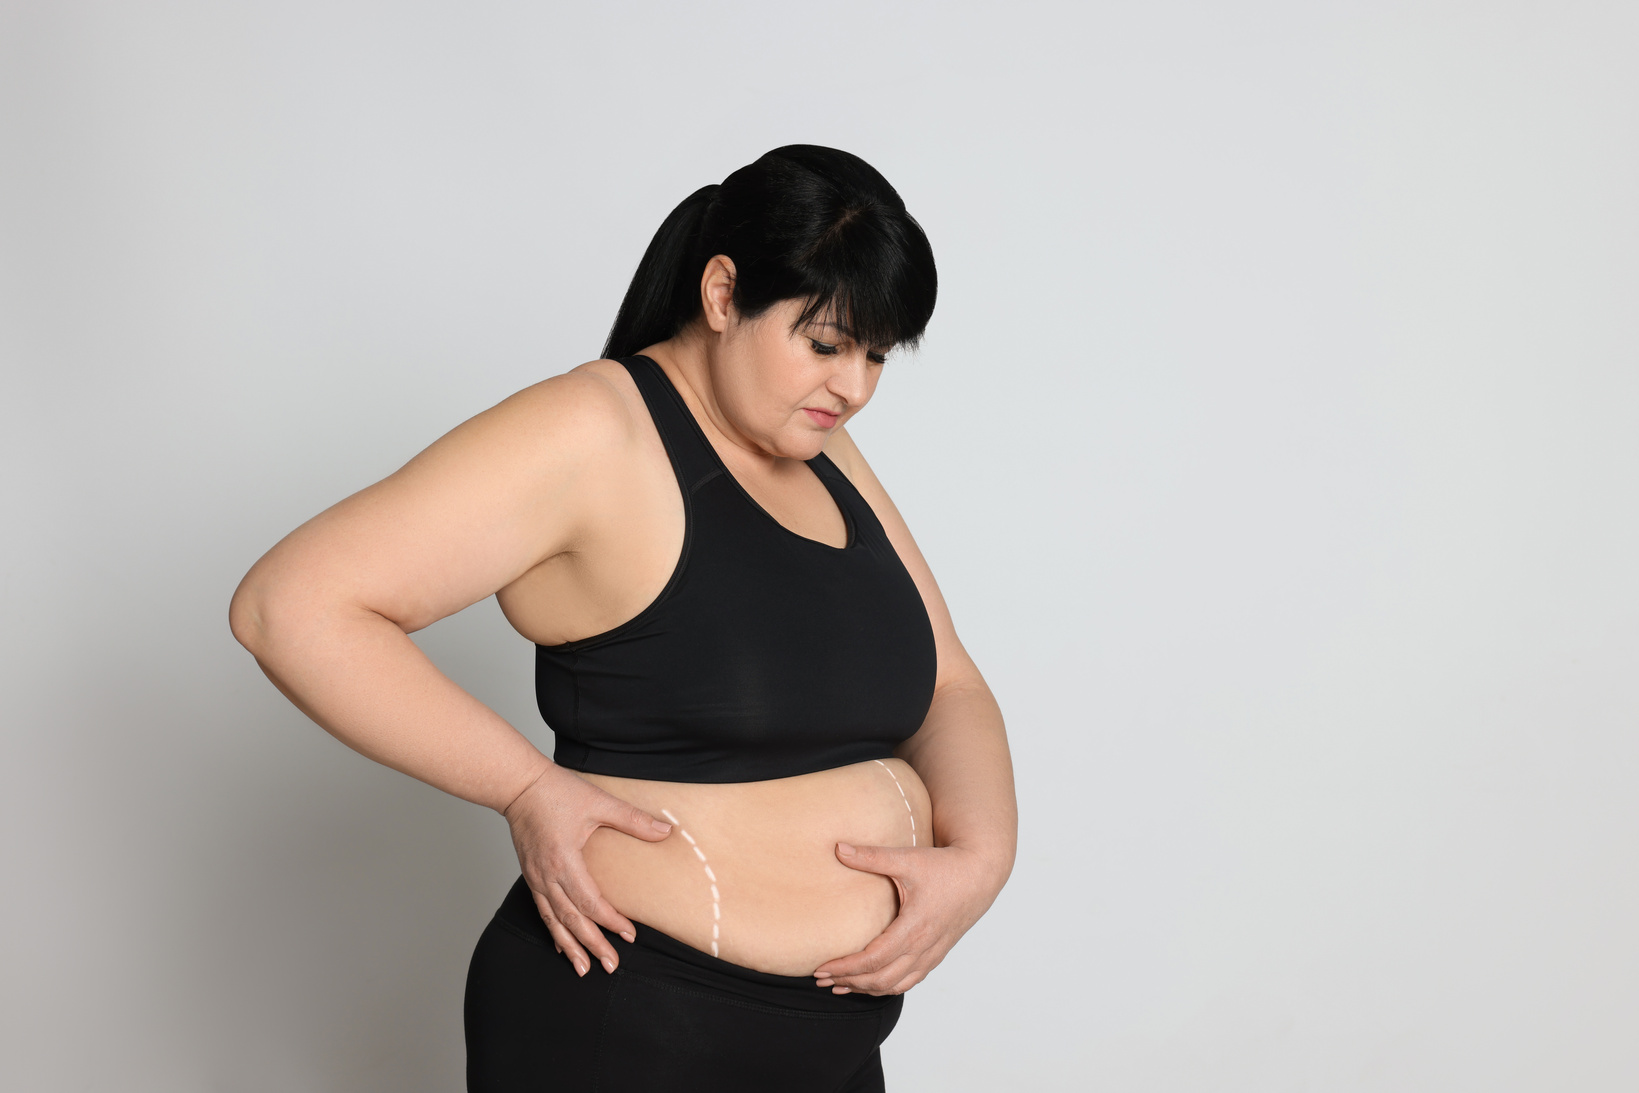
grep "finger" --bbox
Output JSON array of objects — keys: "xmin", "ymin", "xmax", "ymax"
[
  {"xmin": 834, "ymin": 842, "xmax": 916, "ymax": 879},
  {"xmin": 544, "ymin": 917, "xmax": 591, "ymax": 970},
  {"xmin": 556, "ymin": 863, "xmax": 639, "ymax": 944},
  {"xmin": 889, "ymin": 967, "xmax": 930, "ymax": 994},
  {"xmin": 828, "ymin": 952, "xmax": 921, "ymax": 996},
  {"xmin": 531, "ymin": 889, "xmax": 590, "ymax": 976},
  {"xmin": 821, "ymin": 949, "xmax": 917, "ymax": 991},
  {"xmin": 812, "ymin": 921, "xmax": 915, "ymax": 980},
  {"xmin": 545, "ymin": 881, "xmax": 623, "ymax": 974},
  {"xmin": 599, "ymin": 798, "xmax": 674, "ymax": 843}
]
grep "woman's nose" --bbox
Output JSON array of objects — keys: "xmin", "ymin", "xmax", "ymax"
[{"xmin": 829, "ymin": 353, "xmax": 872, "ymax": 407}]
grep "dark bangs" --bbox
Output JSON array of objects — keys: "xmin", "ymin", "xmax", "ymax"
[
  {"xmin": 722, "ymin": 146, "xmax": 937, "ymax": 352},
  {"xmin": 603, "ymin": 145, "xmax": 938, "ymax": 360},
  {"xmin": 785, "ymin": 207, "xmax": 938, "ymax": 351}
]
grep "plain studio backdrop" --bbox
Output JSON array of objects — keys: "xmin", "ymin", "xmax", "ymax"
[{"xmin": 3, "ymin": 2, "xmax": 1637, "ymax": 1090}]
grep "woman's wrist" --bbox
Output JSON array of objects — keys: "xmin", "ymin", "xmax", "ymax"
[{"xmin": 497, "ymin": 756, "xmax": 557, "ymax": 818}]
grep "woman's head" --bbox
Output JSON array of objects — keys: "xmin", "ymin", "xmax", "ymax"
[{"xmin": 602, "ymin": 145, "xmax": 937, "ymax": 363}]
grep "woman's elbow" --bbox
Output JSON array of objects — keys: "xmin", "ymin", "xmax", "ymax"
[
  {"xmin": 228, "ymin": 576, "xmax": 275, "ymax": 655},
  {"xmin": 229, "ymin": 569, "xmax": 313, "ymax": 658},
  {"xmin": 230, "ymin": 570, "xmax": 387, "ymax": 659}
]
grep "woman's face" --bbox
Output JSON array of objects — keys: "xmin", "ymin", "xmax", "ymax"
[{"xmin": 706, "ymin": 294, "xmax": 891, "ymax": 463}]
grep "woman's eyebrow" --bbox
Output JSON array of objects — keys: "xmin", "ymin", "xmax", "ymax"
[{"xmin": 803, "ymin": 320, "xmax": 890, "ymax": 352}]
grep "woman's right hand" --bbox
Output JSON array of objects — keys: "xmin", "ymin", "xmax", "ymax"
[{"xmin": 503, "ymin": 764, "xmax": 673, "ymax": 976}]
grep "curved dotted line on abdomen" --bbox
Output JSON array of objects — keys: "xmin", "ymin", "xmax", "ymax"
[
  {"xmin": 872, "ymin": 760, "xmax": 917, "ymax": 846},
  {"xmin": 659, "ymin": 809, "xmax": 720, "ymax": 957}
]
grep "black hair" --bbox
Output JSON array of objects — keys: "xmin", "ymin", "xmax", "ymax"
[{"xmin": 601, "ymin": 145, "xmax": 937, "ymax": 360}]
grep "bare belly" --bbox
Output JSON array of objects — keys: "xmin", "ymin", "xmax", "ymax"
[{"xmin": 580, "ymin": 758, "xmax": 932, "ymax": 976}]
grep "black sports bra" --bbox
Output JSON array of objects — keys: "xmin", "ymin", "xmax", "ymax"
[{"xmin": 534, "ymin": 355, "xmax": 937, "ymax": 783}]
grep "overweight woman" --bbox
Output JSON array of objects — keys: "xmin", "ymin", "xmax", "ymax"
[{"xmin": 230, "ymin": 145, "xmax": 1017, "ymax": 1092}]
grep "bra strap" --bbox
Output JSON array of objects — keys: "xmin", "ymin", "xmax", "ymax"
[{"xmin": 618, "ymin": 355, "xmax": 723, "ymax": 493}]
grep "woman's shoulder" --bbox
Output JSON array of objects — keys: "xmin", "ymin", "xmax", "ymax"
[
  {"xmin": 409, "ymin": 360, "xmax": 652, "ymax": 485},
  {"xmin": 381, "ymin": 357, "xmax": 654, "ymax": 513},
  {"xmin": 479, "ymin": 358, "xmax": 647, "ymax": 455}
]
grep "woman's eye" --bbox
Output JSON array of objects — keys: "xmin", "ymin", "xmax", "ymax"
[
  {"xmin": 808, "ymin": 339, "xmax": 839, "ymax": 356},
  {"xmin": 867, "ymin": 352, "xmax": 888, "ymax": 365}
]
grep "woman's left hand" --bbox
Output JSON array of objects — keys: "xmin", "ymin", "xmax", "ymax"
[{"xmin": 811, "ymin": 841, "xmax": 1006, "ymax": 996}]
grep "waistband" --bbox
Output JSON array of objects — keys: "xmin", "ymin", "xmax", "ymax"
[{"xmin": 493, "ymin": 874, "xmax": 897, "ymax": 1016}]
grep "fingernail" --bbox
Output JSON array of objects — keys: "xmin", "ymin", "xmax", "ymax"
[
  {"xmin": 652, "ymin": 820, "xmax": 673, "ymax": 835},
  {"xmin": 575, "ymin": 960, "xmax": 588, "ymax": 977},
  {"xmin": 602, "ymin": 956, "xmax": 615, "ymax": 974},
  {"xmin": 834, "ymin": 987, "xmax": 852, "ymax": 995},
  {"xmin": 837, "ymin": 842, "xmax": 856, "ymax": 857},
  {"xmin": 621, "ymin": 930, "xmax": 636, "ymax": 943}
]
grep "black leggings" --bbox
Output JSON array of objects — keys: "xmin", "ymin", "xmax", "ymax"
[{"xmin": 465, "ymin": 876, "xmax": 903, "ymax": 1092}]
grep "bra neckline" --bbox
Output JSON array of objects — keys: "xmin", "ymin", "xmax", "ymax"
[{"xmin": 633, "ymin": 354, "xmax": 858, "ymax": 552}]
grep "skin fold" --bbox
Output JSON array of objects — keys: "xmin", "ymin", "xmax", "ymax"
[{"xmin": 581, "ymin": 759, "xmax": 934, "ymax": 976}]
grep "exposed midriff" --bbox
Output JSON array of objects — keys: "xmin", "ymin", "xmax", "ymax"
[{"xmin": 580, "ymin": 757, "xmax": 932, "ymax": 976}]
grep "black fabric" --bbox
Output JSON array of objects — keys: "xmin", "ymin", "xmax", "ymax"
[
  {"xmin": 535, "ymin": 354, "xmax": 938, "ymax": 783},
  {"xmin": 466, "ymin": 876, "xmax": 901, "ymax": 1092}
]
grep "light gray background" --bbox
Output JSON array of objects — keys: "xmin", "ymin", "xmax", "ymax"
[{"xmin": 3, "ymin": 2, "xmax": 1636, "ymax": 1090}]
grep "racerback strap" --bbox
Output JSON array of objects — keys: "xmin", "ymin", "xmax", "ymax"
[{"xmin": 619, "ymin": 355, "xmax": 724, "ymax": 496}]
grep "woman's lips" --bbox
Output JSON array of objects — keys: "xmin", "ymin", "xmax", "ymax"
[{"xmin": 803, "ymin": 408, "xmax": 839, "ymax": 428}]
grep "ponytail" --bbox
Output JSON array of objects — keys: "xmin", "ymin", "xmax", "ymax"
[
  {"xmin": 602, "ymin": 147, "xmax": 936, "ymax": 361},
  {"xmin": 601, "ymin": 184, "xmax": 720, "ymax": 359}
]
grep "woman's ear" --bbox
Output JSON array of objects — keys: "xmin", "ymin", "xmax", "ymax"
[{"xmin": 699, "ymin": 254, "xmax": 737, "ymax": 334}]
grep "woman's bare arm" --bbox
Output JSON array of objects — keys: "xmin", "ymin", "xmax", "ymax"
[
  {"xmin": 812, "ymin": 427, "xmax": 1018, "ymax": 994},
  {"xmin": 229, "ymin": 366, "xmax": 673, "ymax": 975},
  {"xmin": 231, "ymin": 370, "xmax": 602, "ymax": 805}
]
